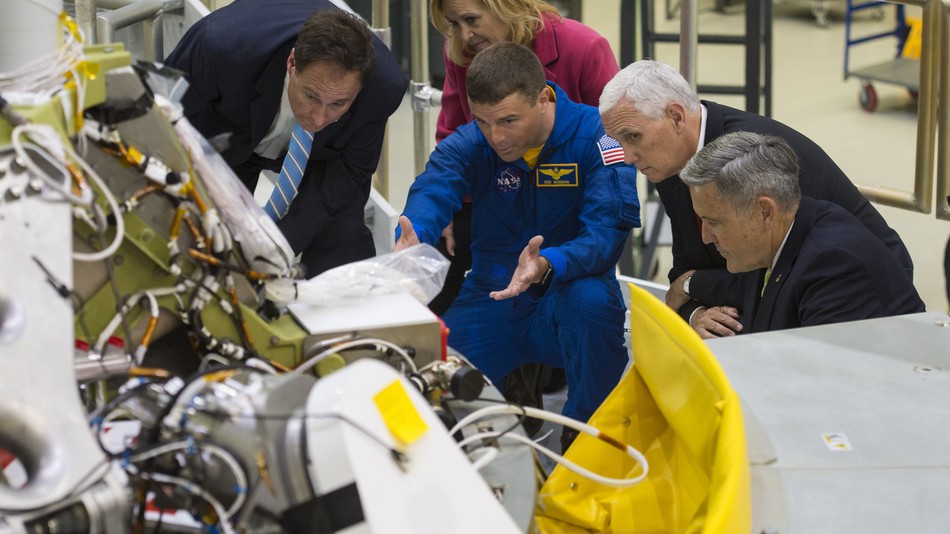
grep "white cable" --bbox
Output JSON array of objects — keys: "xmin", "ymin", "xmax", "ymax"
[
  {"xmin": 449, "ymin": 404, "xmax": 649, "ymax": 487},
  {"xmin": 131, "ymin": 292, "xmax": 160, "ymax": 364},
  {"xmin": 91, "ymin": 287, "xmax": 184, "ymax": 355},
  {"xmin": 72, "ymin": 65, "xmax": 88, "ymax": 155},
  {"xmin": 458, "ymin": 430, "xmax": 648, "ymax": 488},
  {"xmin": 69, "ymin": 132, "xmax": 125, "ymax": 262},
  {"xmin": 449, "ymin": 404, "xmax": 541, "ymax": 436},
  {"xmin": 243, "ymin": 358, "xmax": 279, "ymax": 375},
  {"xmin": 290, "ymin": 337, "xmax": 419, "ymax": 376},
  {"xmin": 533, "ymin": 427, "xmax": 554, "ymax": 443},
  {"xmin": 200, "ymin": 353, "xmax": 231, "ymax": 370},
  {"xmin": 468, "ymin": 446, "xmax": 499, "ymax": 471},
  {"xmin": 130, "ymin": 440, "xmax": 248, "ymax": 519},
  {"xmin": 137, "ymin": 472, "xmax": 236, "ymax": 534},
  {"xmin": 10, "ymin": 123, "xmax": 124, "ymax": 261},
  {"xmin": 0, "ymin": 18, "xmax": 83, "ymax": 96},
  {"xmin": 10, "ymin": 124, "xmax": 91, "ymax": 205},
  {"xmin": 164, "ymin": 375, "xmax": 218, "ymax": 432}
]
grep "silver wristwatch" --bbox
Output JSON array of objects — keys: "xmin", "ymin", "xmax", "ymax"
[{"xmin": 683, "ymin": 275, "xmax": 693, "ymax": 296}]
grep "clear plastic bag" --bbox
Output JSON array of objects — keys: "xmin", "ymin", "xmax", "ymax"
[{"xmin": 264, "ymin": 244, "xmax": 450, "ymax": 306}]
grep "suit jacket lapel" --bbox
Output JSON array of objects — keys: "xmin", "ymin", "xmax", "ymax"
[
  {"xmin": 741, "ymin": 268, "xmax": 766, "ymax": 329},
  {"xmin": 250, "ymin": 47, "xmax": 292, "ymax": 151},
  {"xmin": 701, "ymin": 100, "xmax": 726, "ymax": 142},
  {"xmin": 751, "ymin": 198, "xmax": 816, "ymax": 332}
]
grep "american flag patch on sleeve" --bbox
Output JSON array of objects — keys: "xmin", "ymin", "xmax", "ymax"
[{"xmin": 597, "ymin": 134, "xmax": 625, "ymax": 166}]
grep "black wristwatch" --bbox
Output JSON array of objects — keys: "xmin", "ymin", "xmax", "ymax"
[{"xmin": 538, "ymin": 260, "xmax": 554, "ymax": 286}]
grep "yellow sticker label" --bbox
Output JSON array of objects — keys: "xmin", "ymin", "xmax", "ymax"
[
  {"xmin": 374, "ymin": 380, "xmax": 429, "ymax": 446},
  {"xmin": 821, "ymin": 432, "xmax": 853, "ymax": 451}
]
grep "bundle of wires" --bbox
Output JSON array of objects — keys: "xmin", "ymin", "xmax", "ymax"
[{"xmin": 0, "ymin": 7, "xmax": 84, "ymax": 99}]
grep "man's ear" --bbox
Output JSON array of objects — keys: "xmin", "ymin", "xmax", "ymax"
[
  {"xmin": 669, "ymin": 102, "xmax": 687, "ymax": 129},
  {"xmin": 287, "ymin": 48, "xmax": 296, "ymax": 74},
  {"xmin": 757, "ymin": 196, "xmax": 779, "ymax": 224},
  {"xmin": 537, "ymin": 85, "xmax": 551, "ymax": 107}
]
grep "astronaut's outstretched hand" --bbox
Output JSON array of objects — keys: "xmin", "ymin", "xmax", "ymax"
[
  {"xmin": 393, "ymin": 215, "xmax": 421, "ymax": 252},
  {"xmin": 489, "ymin": 235, "xmax": 545, "ymax": 301}
]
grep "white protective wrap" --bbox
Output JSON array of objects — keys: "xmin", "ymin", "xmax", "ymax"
[
  {"xmin": 264, "ymin": 243, "xmax": 449, "ymax": 306},
  {"xmin": 155, "ymin": 95, "xmax": 297, "ymax": 278}
]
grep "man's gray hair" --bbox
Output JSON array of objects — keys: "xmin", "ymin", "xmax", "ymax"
[
  {"xmin": 599, "ymin": 60, "xmax": 701, "ymax": 119},
  {"xmin": 680, "ymin": 131, "xmax": 801, "ymax": 214}
]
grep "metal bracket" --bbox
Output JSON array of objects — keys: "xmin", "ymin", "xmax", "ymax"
[{"xmin": 411, "ymin": 82, "xmax": 442, "ymax": 113}]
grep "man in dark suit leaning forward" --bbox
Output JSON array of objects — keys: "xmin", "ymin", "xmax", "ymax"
[
  {"xmin": 679, "ymin": 132, "xmax": 924, "ymax": 334},
  {"xmin": 599, "ymin": 60, "xmax": 913, "ymax": 337},
  {"xmin": 165, "ymin": 2, "xmax": 408, "ymax": 276}
]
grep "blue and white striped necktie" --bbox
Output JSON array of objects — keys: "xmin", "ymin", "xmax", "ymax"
[{"xmin": 264, "ymin": 122, "xmax": 313, "ymax": 221}]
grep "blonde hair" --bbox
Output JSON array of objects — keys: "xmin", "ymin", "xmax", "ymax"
[{"xmin": 430, "ymin": 0, "xmax": 560, "ymax": 66}]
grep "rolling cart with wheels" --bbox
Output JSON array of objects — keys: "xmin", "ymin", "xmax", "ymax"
[{"xmin": 844, "ymin": 0, "xmax": 918, "ymax": 112}]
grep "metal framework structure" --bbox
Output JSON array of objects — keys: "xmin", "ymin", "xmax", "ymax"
[{"xmin": 856, "ymin": 0, "xmax": 950, "ymax": 221}]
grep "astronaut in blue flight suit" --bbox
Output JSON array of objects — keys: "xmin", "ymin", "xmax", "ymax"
[{"xmin": 394, "ymin": 43, "xmax": 640, "ymax": 446}]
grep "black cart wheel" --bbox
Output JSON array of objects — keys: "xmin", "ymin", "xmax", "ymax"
[{"xmin": 860, "ymin": 83, "xmax": 878, "ymax": 112}]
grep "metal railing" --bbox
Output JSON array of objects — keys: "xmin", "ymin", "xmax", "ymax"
[
  {"xmin": 371, "ymin": 0, "xmax": 392, "ymax": 198},
  {"xmin": 70, "ymin": 0, "xmax": 165, "ymax": 58},
  {"xmin": 409, "ymin": 0, "xmax": 441, "ymax": 178},
  {"xmin": 857, "ymin": 0, "xmax": 950, "ymax": 220}
]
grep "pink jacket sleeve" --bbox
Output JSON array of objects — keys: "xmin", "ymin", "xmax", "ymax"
[
  {"xmin": 534, "ymin": 15, "xmax": 619, "ymax": 109},
  {"xmin": 435, "ymin": 48, "xmax": 472, "ymax": 143}
]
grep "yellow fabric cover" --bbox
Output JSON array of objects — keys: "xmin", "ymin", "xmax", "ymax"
[{"xmin": 536, "ymin": 284, "xmax": 751, "ymax": 533}]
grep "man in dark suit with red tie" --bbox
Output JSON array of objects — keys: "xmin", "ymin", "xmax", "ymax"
[
  {"xmin": 165, "ymin": 1, "xmax": 407, "ymax": 276},
  {"xmin": 599, "ymin": 59, "xmax": 914, "ymax": 337},
  {"xmin": 679, "ymin": 131, "xmax": 924, "ymax": 333}
]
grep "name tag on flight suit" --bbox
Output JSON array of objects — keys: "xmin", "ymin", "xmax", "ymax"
[{"xmin": 536, "ymin": 163, "xmax": 578, "ymax": 187}]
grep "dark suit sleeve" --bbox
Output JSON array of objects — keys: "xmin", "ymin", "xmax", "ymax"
[
  {"xmin": 163, "ymin": 22, "xmax": 221, "ymax": 133},
  {"xmin": 688, "ymin": 270, "xmax": 745, "ymax": 309},
  {"xmin": 658, "ymin": 178, "xmax": 745, "ymax": 320}
]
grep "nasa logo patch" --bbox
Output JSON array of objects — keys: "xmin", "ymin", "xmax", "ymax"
[{"xmin": 493, "ymin": 165, "xmax": 523, "ymax": 194}]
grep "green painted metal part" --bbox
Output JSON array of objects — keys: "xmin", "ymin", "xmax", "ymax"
[{"xmin": 69, "ymin": 46, "xmax": 309, "ymax": 370}]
